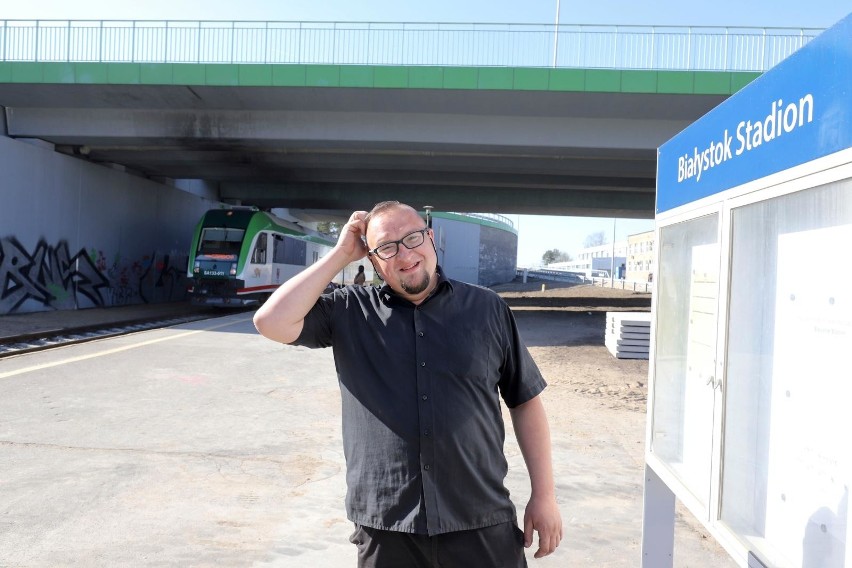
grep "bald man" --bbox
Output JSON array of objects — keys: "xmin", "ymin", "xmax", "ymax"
[{"xmin": 254, "ymin": 201, "xmax": 562, "ymax": 567}]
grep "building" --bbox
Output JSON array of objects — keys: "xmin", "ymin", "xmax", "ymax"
[
  {"xmin": 548, "ymin": 241, "xmax": 627, "ymax": 278},
  {"xmin": 627, "ymin": 230, "xmax": 655, "ymax": 282},
  {"xmin": 547, "ymin": 231, "xmax": 656, "ymax": 281}
]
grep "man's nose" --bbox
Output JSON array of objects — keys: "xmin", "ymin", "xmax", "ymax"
[{"xmin": 395, "ymin": 242, "xmax": 420, "ymax": 262}]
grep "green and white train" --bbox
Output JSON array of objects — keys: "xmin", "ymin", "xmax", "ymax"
[{"xmin": 187, "ymin": 207, "xmax": 340, "ymax": 307}]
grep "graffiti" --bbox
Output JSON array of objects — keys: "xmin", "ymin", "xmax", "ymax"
[
  {"xmin": 104, "ymin": 250, "xmax": 145, "ymax": 306},
  {"xmin": 0, "ymin": 237, "xmax": 190, "ymax": 314},
  {"xmin": 0, "ymin": 237, "xmax": 109, "ymax": 313},
  {"xmin": 139, "ymin": 252, "xmax": 185, "ymax": 304}
]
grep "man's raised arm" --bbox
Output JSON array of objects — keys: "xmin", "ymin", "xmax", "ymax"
[{"xmin": 253, "ymin": 211, "xmax": 369, "ymax": 344}]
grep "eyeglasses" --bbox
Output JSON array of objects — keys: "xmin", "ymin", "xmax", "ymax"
[{"xmin": 368, "ymin": 228, "xmax": 428, "ymax": 260}]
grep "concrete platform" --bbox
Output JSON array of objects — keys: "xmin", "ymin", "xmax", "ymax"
[{"xmin": 0, "ymin": 303, "xmax": 737, "ymax": 567}]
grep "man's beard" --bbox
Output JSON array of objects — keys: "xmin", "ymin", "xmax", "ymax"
[{"xmin": 400, "ymin": 270, "xmax": 431, "ymax": 295}]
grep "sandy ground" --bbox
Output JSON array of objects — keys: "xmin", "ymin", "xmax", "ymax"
[
  {"xmin": 492, "ymin": 280, "xmax": 736, "ymax": 567},
  {"xmin": 492, "ymin": 281, "xmax": 651, "ymax": 413}
]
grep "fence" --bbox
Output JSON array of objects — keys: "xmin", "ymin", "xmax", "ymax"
[
  {"xmin": 588, "ymin": 277, "xmax": 652, "ymax": 294},
  {"xmin": 0, "ymin": 20, "xmax": 823, "ymax": 72},
  {"xmin": 515, "ymin": 268, "xmax": 653, "ymax": 293}
]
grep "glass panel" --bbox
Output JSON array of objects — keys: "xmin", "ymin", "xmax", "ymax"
[
  {"xmin": 198, "ymin": 227, "xmax": 245, "ymax": 256},
  {"xmin": 251, "ymin": 232, "xmax": 268, "ymax": 264},
  {"xmin": 281, "ymin": 235, "xmax": 307, "ymax": 265},
  {"xmin": 722, "ymin": 178, "xmax": 852, "ymax": 567},
  {"xmin": 651, "ymin": 213, "xmax": 719, "ymax": 508}
]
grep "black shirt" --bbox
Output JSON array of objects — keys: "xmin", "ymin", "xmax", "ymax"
[{"xmin": 292, "ymin": 270, "xmax": 547, "ymax": 535}]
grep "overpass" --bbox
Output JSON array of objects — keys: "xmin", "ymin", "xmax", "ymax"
[{"xmin": 0, "ymin": 20, "xmax": 821, "ymax": 219}]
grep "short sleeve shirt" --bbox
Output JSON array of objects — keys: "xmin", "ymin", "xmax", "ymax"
[{"xmin": 292, "ymin": 270, "xmax": 547, "ymax": 535}]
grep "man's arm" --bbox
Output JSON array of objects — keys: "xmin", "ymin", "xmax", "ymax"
[
  {"xmin": 509, "ymin": 395, "xmax": 563, "ymax": 559},
  {"xmin": 253, "ymin": 211, "xmax": 368, "ymax": 344}
]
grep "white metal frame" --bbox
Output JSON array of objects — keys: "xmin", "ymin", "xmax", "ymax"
[{"xmin": 643, "ymin": 146, "xmax": 852, "ymax": 567}]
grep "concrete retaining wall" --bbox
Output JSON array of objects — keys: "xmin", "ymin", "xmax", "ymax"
[
  {"xmin": 479, "ymin": 224, "xmax": 518, "ymax": 286},
  {"xmin": 0, "ymin": 136, "xmax": 220, "ymax": 314},
  {"xmin": 431, "ymin": 214, "xmax": 517, "ymax": 287}
]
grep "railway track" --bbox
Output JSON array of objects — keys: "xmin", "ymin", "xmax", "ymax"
[{"xmin": 0, "ymin": 309, "xmax": 237, "ymax": 359}]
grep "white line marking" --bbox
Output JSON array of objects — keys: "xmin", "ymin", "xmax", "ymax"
[{"xmin": 0, "ymin": 316, "xmax": 253, "ymax": 380}]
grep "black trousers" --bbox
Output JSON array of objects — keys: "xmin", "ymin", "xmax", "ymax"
[{"xmin": 349, "ymin": 521, "xmax": 528, "ymax": 568}]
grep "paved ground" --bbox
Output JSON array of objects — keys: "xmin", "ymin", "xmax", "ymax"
[{"xmin": 0, "ymin": 290, "xmax": 738, "ymax": 567}]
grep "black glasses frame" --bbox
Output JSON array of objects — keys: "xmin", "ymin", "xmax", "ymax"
[{"xmin": 368, "ymin": 228, "xmax": 429, "ymax": 260}]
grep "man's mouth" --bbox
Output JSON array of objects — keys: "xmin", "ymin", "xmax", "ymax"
[{"xmin": 399, "ymin": 261, "xmax": 420, "ymax": 273}]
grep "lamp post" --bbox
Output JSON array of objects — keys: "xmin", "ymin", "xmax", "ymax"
[
  {"xmin": 552, "ymin": 0, "xmax": 561, "ymax": 67},
  {"xmin": 610, "ymin": 217, "xmax": 616, "ymax": 288}
]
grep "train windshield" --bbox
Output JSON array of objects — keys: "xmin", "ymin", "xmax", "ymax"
[{"xmin": 198, "ymin": 227, "xmax": 245, "ymax": 256}]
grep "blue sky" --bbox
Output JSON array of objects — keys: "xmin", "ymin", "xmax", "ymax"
[{"xmin": 6, "ymin": 1, "xmax": 849, "ymax": 265}]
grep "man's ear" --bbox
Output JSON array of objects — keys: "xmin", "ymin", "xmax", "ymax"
[{"xmin": 368, "ymin": 256, "xmax": 385, "ymax": 282}]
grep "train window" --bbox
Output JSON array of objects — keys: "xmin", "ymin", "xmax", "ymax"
[
  {"xmin": 273, "ymin": 234, "xmax": 287, "ymax": 263},
  {"xmin": 199, "ymin": 228, "xmax": 244, "ymax": 255},
  {"xmin": 282, "ymin": 235, "xmax": 307, "ymax": 265},
  {"xmin": 251, "ymin": 233, "xmax": 268, "ymax": 264}
]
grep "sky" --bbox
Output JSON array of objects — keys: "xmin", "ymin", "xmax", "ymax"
[{"xmin": 5, "ymin": 1, "xmax": 849, "ymax": 266}]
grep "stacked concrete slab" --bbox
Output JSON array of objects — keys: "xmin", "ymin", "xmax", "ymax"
[{"xmin": 605, "ymin": 312, "xmax": 651, "ymax": 359}]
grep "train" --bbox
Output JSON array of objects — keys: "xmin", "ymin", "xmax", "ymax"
[{"xmin": 186, "ymin": 207, "xmax": 341, "ymax": 307}]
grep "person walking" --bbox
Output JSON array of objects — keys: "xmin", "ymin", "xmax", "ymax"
[
  {"xmin": 253, "ymin": 201, "xmax": 562, "ymax": 567},
  {"xmin": 353, "ymin": 264, "xmax": 367, "ymax": 286}
]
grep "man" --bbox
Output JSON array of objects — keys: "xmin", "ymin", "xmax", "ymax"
[{"xmin": 254, "ymin": 201, "xmax": 562, "ymax": 567}]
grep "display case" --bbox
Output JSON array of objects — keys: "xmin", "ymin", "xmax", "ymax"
[{"xmin": 642, "ymin": 12, "xmax": 852, "ymax": 568}]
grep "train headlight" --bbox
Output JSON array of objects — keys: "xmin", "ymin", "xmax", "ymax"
[{"xmin": 230, "ymin": 263, "xmax": 237, "ymax": 276}]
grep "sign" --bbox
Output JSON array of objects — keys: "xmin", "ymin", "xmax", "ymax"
[{"xmin": 656, "ymin": 13, "xmax": 852, "ymax": 213}]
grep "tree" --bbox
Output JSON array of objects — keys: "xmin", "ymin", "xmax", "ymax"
[
  {"xmin": 583, "ymin": 231, "xmax": 607, "ymax": 248},
  {"xmin": 541, "ymin": 249, "xmax": 573, "ymax": 265},
  {"xmin": 316, "ymin": 221, "xmax": 342, "ymax": 238}
]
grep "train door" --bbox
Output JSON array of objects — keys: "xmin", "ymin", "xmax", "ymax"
[{"xmin": 248, "ymin": 232, "xmax": 271, "ymax": 288}]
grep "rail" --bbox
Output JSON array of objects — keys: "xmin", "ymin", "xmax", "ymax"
[
  {"xmin": 451, "ymin": 212, "xmax": 515, "ymax": 229},
  {"xmin": 0, "ymin": 20, "xmax": 823, "ymax": 72}
]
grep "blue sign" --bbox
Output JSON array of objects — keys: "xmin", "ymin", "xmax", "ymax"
[{"xmin": 657, "ymin": 12, "xmax": 852, "ymax": 214}]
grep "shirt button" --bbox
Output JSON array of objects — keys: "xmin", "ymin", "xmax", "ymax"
[
  {"xmin": 418, "ymin": 332, "xmax": 424, "ymax": 337},
  {"xmin": 421, "ymin": 361, "xmax": 426, "ymax": 367},
  {"xmin": 421, "ymin": 395, "xmax": 428, "ymax": 401},
  {"xmin": 424, "ymin": 464, "xmax": 431, "ymax": 471},
  {"xmin": 424, "ymin": 429, "xmax": 430, "ymax": 436}
]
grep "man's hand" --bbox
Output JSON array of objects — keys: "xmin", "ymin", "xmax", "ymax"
[
  {"xmin": 254, "ymin": 209, "xmax": 370, "ymax": 344},
  {"xmin": 523, "ymin": 493, "xmax": 563, "ymax": 558},
  {"xmin": 510, "ymin": 395, "xmax": 563, "ymax": 558},
  {"xmin": 337, "ymin": 210, "xmax": 369, "ymax": 261}
]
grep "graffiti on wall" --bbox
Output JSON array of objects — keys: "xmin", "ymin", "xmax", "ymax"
[{"xmin": 0, "ymin": 236, "xmax": 188, "ymax": 314}]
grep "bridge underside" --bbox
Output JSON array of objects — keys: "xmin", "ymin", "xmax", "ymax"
[{"xmin": 0, "ymin": 73, "xmax": 737, "ymax": 219}]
